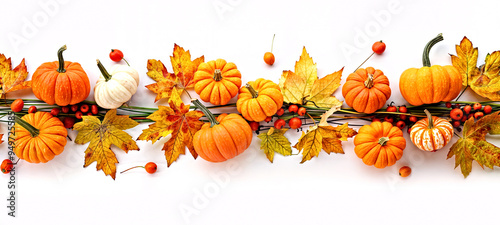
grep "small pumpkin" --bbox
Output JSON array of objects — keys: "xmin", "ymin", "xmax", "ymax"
[
  {"xmin": 354, "ymin": 121, "xmax": 406, "ymax": 168},
  {"xmin": 236, "ymin": 78, "xmax": 283, "ymax": 122},
  {"xmin": 399, "ymin": 34, "xmax": 462, "ymax": 106},
  {"xmin": 192, "ymin": 99, "xmax": 252, "ymax": 162},
  {"xmin": 193, "ymin": 59, "xmax": 242, "ymax": 105},
  {"xmin": 14, "ymin": 112, "xmax": 68, "ymax": 163},
  {"xmin": 94, "ymin": 60, "xmax": 140, "ymax": 109},
  {"xmin": 342, "ymin": 67, "xmax": 391, "ymax": 114},
  {"xmin": 410, "ymin": 109, "xmax": 453, "ymax": 151},
  {"xmin": 32, "ymin": 45, "xmax": 91, "ymax": 106}
]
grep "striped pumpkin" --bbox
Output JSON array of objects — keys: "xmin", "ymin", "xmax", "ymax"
[{"xmin": 410, "ymin": 109, "xmax": 453, "ymax": 151}]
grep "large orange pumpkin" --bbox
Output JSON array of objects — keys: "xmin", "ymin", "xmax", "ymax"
[
  {"xmin": 410, "ymin": 109, "xmax": 453, "ymax": 151},
  {"xmin": 14, "ymin": 111, "xmax": 68, "ymax": 163},
  {"xmin": 342, "ymin": 67, "xmax": 391, "ymax": 114},
  {"xmin": 192, "ymin": 99, "xmax": 252, "ymax": 162},
  {"xmin": 32, "ymin": 45, "xmax": 91, "ymax": 106},
  {"xmin": 399, "ymin": 34, "xmax": 462, "ymax": 106},
  {"xmin": 193, "ymin": 59, "xmax": 242, "ymax": 105},
  {"xmin": 236, "ymin": 78, "xmax": 283, "ymax": 122},
  {"xmin": 354, "ymin": 121, "xmax": 406, "ymax": 168}
]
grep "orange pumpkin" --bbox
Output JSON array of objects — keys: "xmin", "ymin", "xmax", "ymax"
[
  {"xmin": 32, "ymin": 45, "xmax": 91, "ymax": 106},
  {"xmin": 399, "ymin": 34, "xmax": 462, "ymax": 106},
  {"xmin": 236, "ymin": 78, "xmax": 283, "ymax": 122},
  {"xmin": 192, "ymin": 99, "xmax": 252, "ymax": 162},
  {"xmin": 342, "ymin": 67, "xmax": 391, "ymax": 114},
  {"xmin": 354, "ymin": 121, "xmax": 406, "ymax": 168},
  {"xmin": 410, "ymin": 109, "xmax": 453, "ymax": 151},
  {"xmin": 14, "ymin": 111, "xmax": 68, "ymax": 163},
  {"xmin": 193, "ymin": 59, "xmax": 242, "ymax": 105}
]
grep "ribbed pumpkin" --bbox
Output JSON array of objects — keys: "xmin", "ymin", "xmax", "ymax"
[
  {"xmin": 32, "ymin": 45, "xmax": 91, "ymax": 106},
  {"xmin": 410, "ymin": 109, "xmax": 453, "ymax": 151},
  {"xmin": 94, "ymin": 60, "xmax": 140, "ymax": 109},
  {"xmin": 192, "ymin": 99, "xmax": 252, "ymax": 162},
  {"xmin": 193, "ymin": 59, "xmax": 242, "ymax": 105},
  {"xmin": 14, "ymin": 111, "xmax": 68, "ymax": 163},
  {"xmin": 236, "ymin": 78, "xmax": 283, "ymax": 122},
  {"xmin": 354, "ymin": 121, "xmax": 406, "ymax": 168},
  {"xmin": 399, "ymin": 34, "xmax": 462, "ymax": 106},
  {"xmin": 342, "ymin": 67, "xmax": 391, "ymax": 114}
]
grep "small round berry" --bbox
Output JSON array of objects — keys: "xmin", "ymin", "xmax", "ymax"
[
  {"xmin": 249, "ymin": 121, "xmax": 259, "ymax": 131},
  {"xmin": 144, "ymin": 162, "xmax": 157, "ymax": 174},
  {"xmin": 75, "ymin": 111, "xmax": 83, "ymax": 120},
  {"xmin": 386, "ymin": 104, "xmax": 397, "ymax": 112},
  {"xmin": 384, "ymin": 116, "xmax": 394, "ymax": 124},
  {"xmin": 463, "ymin": 105, "xmax": 472, "ymax": 114},
  {"xmin": 71, "ymin": 105, "xmax": 79, "ymax": 112},
  {"xmin": 50, "ymin": 108, "xmax": 60, "ymax": 116},
  {"xmin": 61, "ymin": 106, "xmax": 70, "ymax": 114},
  {"xmin": 409, "ymin": 116, "xmax": 418, "ymax": 123},
  {"xmin": 274, "ymin": 119, "xmax": 286, "ymax": 129},
  {"xmin": 63, "ymin": 117, "xmax": 76, "ymax": 129},
  {"xmin": 288, "ymin": 117, "xmax": 302, "ymax": 129},
  {"xmin": 445, "ymin": 102, "xmax": 452, "ymax": 108},
  {"xmin": 11, "ymin": 99, "xmax": 24, "ymax": 112},
  {"xmin": 276, "ymin": 108, "xmax": 285, "ymax": 116},
  {"xmin": 288, "ymin": 105, "xmax": 298, "ymax": 113},
  {"xmin": 297, "ymin": 107, "xmax": 306, "ymax": 116},
  {"xmin": 264, "ymin": 52, "xmax": 275, "ymax": 65},
  {"xmin": 1, "ymin": 159, "xmax": 14, "ymax": 174},
  {"xmin": 264, "ymin": 116, "xmax": 272, "ymax": 123},
  {"xmin": 28, "ymin": 106, "xmax": 37, "ymax": 114},
  {"xmin": 473, "ymin": 102, "xmax": 482, "ymax": 111},
  {"xmin": 474, "ymin": 111, "xmax": 484, "ymax": 119},
  {"xmin": 450, "ymin": 108, "xmax": 463, "ymax": 120},
  {"xmin": 483, "ymin": 105, "xmax": 493, "ymax": 114},
  {"xmin": 80, "ymin": 104, "xmax": 89, "ymax": 113},
  {"xmin": 372, "ymin": 41, "xmax": 386, "ymax": 55},
  {"xmin": 399, "ymin": 166, "xmax": 412, "ymax": 177},
  {"xmin": 398, "ymin": 105, "xmax": 408, "ymax": 113},
  {"xmin": 399, "ymin": 114, "xmax": 407, "ymax": 121},
  {"xmin": 452, "ymin": 120, "xmax": 461, "ymax": 128},
  {"xmin": 91, "ymin": 105, "xmax": 99, "ymax": 115},
  {"xmin": 396, "ymin": 120, "xmax": 406, "ymax": 129}
]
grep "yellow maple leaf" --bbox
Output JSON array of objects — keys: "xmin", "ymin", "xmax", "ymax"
[
  {"xmin": 146, "ymin": 44, "xmax": 204, "ymax": 102},
  {"xmin": 74, "ymin": 109, "xmax": 140, "ymax": 179},
  {"xmin": 451, "ymin": 37, "xmax": 479, "ymax": 86},
  {"xmin": 138, "ymin": 90, "xmax": 204, "ymax": 166},
  {"xmin": 279, "ymin": 47, "xmax": 343, "ymax": 108},
  {"xmin": 257, "ymin": 128, "xmax": 292, "ymax": 163},
  {"xmin": 0, "ymin": 54, "xmax": 31, "ymax": 98}
]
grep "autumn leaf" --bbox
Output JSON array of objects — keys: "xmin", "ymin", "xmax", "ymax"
[
  {"xmin": 258, "ymin": 128, "xmax": 292, "ymax": 163},
  {"xmin": 0, "ymin": 54, "xmax": 31, "ymax": 98},
  {"xmin": 279, "ymin": 47, "xmax": 343, "ymax": 108},
  {"xmin": 450, "ymin": 36, "xmax": 478, "ymax": 86},
  {"xmin": 138, "ymin": 89, "xmax": 204, "ymax": 166},
  {"xmin": 74, "ymin": 109, "xmax": 140, "ymax": 179},
  {"xmin": 146, "ymin": 44, "xmax": 204, "ymax": 102},
  {"xmin": 447, "ymin": 111, "xmax": 500, "ymax": 178}
]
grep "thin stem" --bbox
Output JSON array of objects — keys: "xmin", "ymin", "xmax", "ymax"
[
  {"xmin": 183, "ymin": 88, "xmax": 193, "ymax": 99},
  {"xmin": 122, "ymin": 58, "xmax": 130, "ymax": 66},
  {"xmin": 271, "ymin": 34, "xmax": 275, "ymax": 52},
  {"xmin": 454, "ymin": 86, "xmax": 469, "ymax": 102},
  {"xmin": 354, "ymin": 52, "xmax": 374, "ymax": 73},
  {"xmin": 422, "ymin": 33, "xmax": 443, "ymax": 67},
  {"xmin": 57, "ymin": 45, "xmax": 67, "ymax": 73},
  {"xmin": 120, "ymin": 166, "xmax": 144, "ymax": 174},
  {"xmin": 97, "ymin": 59, "xmax": 112, "ymax": 81}
]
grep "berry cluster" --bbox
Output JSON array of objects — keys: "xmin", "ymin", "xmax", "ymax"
[
  {"xmin": 249, "ymin": 104, "xmax": 307, "ymax": 133},
  {"xmin": 448, "ymin": 102, "xmax": 492, "ymax": 128},
  {"xmin": 372, "ymin": 102, "xmax": 413, "ymax": 132}
]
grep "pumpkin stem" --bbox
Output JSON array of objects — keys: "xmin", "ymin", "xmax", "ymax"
[
  {"xmin": 424, "ymin": 109, "xmax": 434, "ymax": 129},
  {"xmin": 96, "ymin": 59, "xmax": 112, "ymax": 82},
  {"xmin": 191, "ymin": 99, "xmax": 219, "ymax": 127},
  {"xmin": 213, "ymin": 69, "xmax": 223, "ymax": 81},
  {"xmin": 246, "ymin": 83, "xmax": 259, "ymax": 98},
  {"xmin": 422, "ymin": 33, "xmax": 443, "ymax": 67},
  {"xmin": 378, "ymin": 137, "xmax": 390, "ymax": 146},
  {"xmin": 15, "ymin": 115, "xmax": 39, "ymax": 137},
  {"xmin": 364, "ymin": 73, "xmax": 374, "ymax": 88},
  {"xmin": 57, "ymin": 45, "xmax": 67, "ymax": 73}
]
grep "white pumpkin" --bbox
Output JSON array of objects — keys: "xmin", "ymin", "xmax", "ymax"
[{"xmin": 94, "ymin": 60, "xmax": 140, "ymax": 109}]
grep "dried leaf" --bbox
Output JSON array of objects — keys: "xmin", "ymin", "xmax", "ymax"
[
  {"xmin": 138, "ymin": 90, "xmax": 204, "ymax": 166},
  {"xmin": 74, "ymin": 109, "xmax": 140, "ymax": 179},
  {"xmin": 0, "ymin": 54, "xmax": 31, "ymax": 98},
  {"xmin": 170, "ymin": 44, "xmax": 205, "ymax": 89},
  {"xmin": 257, "ymin": 128, "xmax": 292, "ymax": 163},
  {"xmin": 447, "ymin": 111, "xmax": 500, "ymax": 178},
  {"xmin": 307, "ymin": 68, "xmax": 343, "ymax": 108},
  {"xmin": 451, "ymin": 37, "xmax": 478, "ymax": 86},
  {"xmin": 319, "ymin": 103, "xmax": 342, "ymax": 126},
  {"xmin": 469, "ymin": 52, "xmax": 500, "ymax": 100}
]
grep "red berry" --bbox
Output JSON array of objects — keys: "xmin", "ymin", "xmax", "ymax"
[
  {"xmin": 398, "ymin": 105, "xmax": 408, "ymax": 113},
  {"xmin": 288, "ymin": 117, "xmax": 302, "ymax": 129},
  {"xmin": 249, "ymin": 121, "xmax": 259, "ymax": 131},
  {"xmin": 399, "ymin": 114, "xmax": 407, "ymax": 121},
  {"xmin": 75, "ymin": 111, "xmax": 83, "ymax": 120},
  {"xmin": 274, "ymin": 119, "xmax": 286, "ymax": 129},
  {"xmin": 50, "ymin": 108, "xmax": 60, "ymax": 116},
  {"xmin": 71, "ymin": 105, "xmax": 79, "ymax": 112},
  {"xmin": 372, "ymin": 118, "xmax": 381, "ymax": 123},
  {"xmin": 372, "ymin": 41, "xmax": 386, "ymax": 55},
  {"xmin": 276, "ymin": 108, "xmax": 285, "ymax": 116},
  {"xmin": 454, "ymin": 103, "xmax": 461, "ymax": 109},
  {"xmin": 264, "ymin": 52, "xmax": 275, "ymax": 65},
  {"xmin": 61, "ymin": 106, "xmax": 70, "ymax": 114},
  {"xmin": 484, "ymin": 105, "xmax": 493, "ymax": 114},
  {"xmin": 110, "ymin": 49, "xmax": 124, "ymax": 62},
  {"xmin": 288, "ymin": 105, "xmax": 298, "ymax": 113},
  {"xmin": 452, "ymin": 120, "xmax": 461, "ymax": 128},
  {"xmin": 1, "ymin": 159, "xmax": 14, "ymax": 174},
  {"xmin": 461, "ymin": 115, "xmax": 468, "ymax": 123},
  {"xmin": 396, "ymin": 120, "xmax": 406, "ymax": 129},
  {"xmin": 264, "ymin": 116, "xmax": 272, "ymax": 123},
  {"xmin": 63, "ymin": 117, "xmax": 75, "ymax": 129},
  {"xmin": 11, "ymin": 99, "xmax": 24, "ymax": 112},
  {"xmin": 384, "ymin": 116, "xmax": 394, "ymax": 123},
  {"xmin": 297, "ymin": 107, "xmax": 307, "ymax": 116},
  {"xmin": 407, "ymin": 127, "xmax": 412, "ymax": 134},
  {"xmin": 399, "ymin": 166, "xmax": 412, "ymax": 177},
  {"xmin": 409, "ymin": 116, "xmax": 418, "ymax": 123},
  {"xmin": 80, "ymin": 104, "xmax": 89, "ymax": 113},
  {"xmin": 91, "ymin": 105, "xmax": 99, "ymax": 115},
  {"xmin": 144, "ymin": 162, "xmax": 157, "ymax": 174},
  {"xmin": 386, "ymin": 104, "xmax": 397, "ymax": 112},
  {"xmin": 28, "ymin": 106, "xmax": 37, "ymax": 114},
  {"xmin": 474, "ymin": 111, "xmax": 484, "ymax": 119},
  {"xmin": 473, "ymin": 102, "xmax": 482, "ymax": 111},
  {"xmin": 463, "ymin": 105, "xmax": 472, "ymax": 114},
  {"xmin": 87, "ymin": 112, "xmax": 93, "ymax": 116},
  {"xmin": 445, "ymin": 102, "xmax": 452, "ymax": 108},
  {"xmin": 449, "ymin": 108, "xmax": 463, "ymax": 120}
]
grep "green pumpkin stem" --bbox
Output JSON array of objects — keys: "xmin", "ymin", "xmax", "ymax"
[
  {"xmin": 15, "ymin": 115, "xmax": 39, "ymax": 137},
  {"xmin": 246, "ymin": 83, "xmax": 259, "ymax": 98},
  {"xmin": 422, "ymin": 33, "xmax": 444, "ymax": 67},
  {"xmin": 191, "ymin": 99, "xmax": 219, "ymax": 127},
  {"xmin": 213, "ymin": 69, "xmax": 222, "ymax": 81},
  {"xmin": 96, "ymin": 59, "xmax": 112, "ymax": 82},
  {"xmin": 57, "ymin": 45, "xmax": 67, "ymax": 73},
  {"xmin": 424, "ymin": 109, "xmax": 434, "ymax": 129},
  {"xmin": 378, "ymin": 137, "xmax": 390, "ymax": 146}
]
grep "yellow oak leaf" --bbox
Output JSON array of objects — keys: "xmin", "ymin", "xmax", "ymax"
[
  {"xmin": 138, "ymin": 90, "xmax": 204, "ymax": 166},
  {"xmin": 74, "ymin": 109, "xmax": 140, "ymax": 179},
  {"xmin": 451, "ymin": 36, "xmax": 478, "ymax": 86},
  {"xmin": 257, "ymin": 128, "xmax": 292, "ymax": 163},
  {"xmin": 0, "ymin": 54, "xmax": 31, "ymax": 98},
  {"xmin": 146, "ymin": 44, "xmax": 204, "ymax": 102}
]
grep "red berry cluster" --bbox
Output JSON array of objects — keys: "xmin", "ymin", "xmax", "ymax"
[
  {"xmin": 248, "ymin": 104, "xmax": 306, "ymax": 133},
  {"xmin": 22, "ymin": 102, "xmax": 100, "ymax": 129},
  {"xmin": 447, "ymin": 102, "xmax": 492, "ymax": 128},
  {"xmin": 372, "ymin": 102, "xmax": 413, "ymax": 132}
]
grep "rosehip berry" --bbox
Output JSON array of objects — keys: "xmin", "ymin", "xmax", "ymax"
[
  {"xmin": 63, "ymin": 117, "xmax": 76, "ymax": 129},
  {"xmin": 28, "ymin": 106, "xmax": 37, "ymax": 114},
  {"xmin": 396, "ymin": 120, "xmax": 406, "ymax": 129},
  {"xmin": 274, "ymin": 119, "xmax": 286, "ymax": 129},
  {"xmin": 386, "ymin": 104, "xmax": 397, "ymax": 112},
  {"xmin": 399, "ymin": 166, "xmax": 412, "ymax": 177},
  {"xmin": 276, "ymin": 108, "xmax": 285, "ymax": 116},
  {"xmin": 372, "ymin": 41, "xmax": 386, "ymax": 55},
  {"xmin": 50, "ymin": 108, "xmax": 60, "ymax": 116},
  {"xmin": 449, "ymin": 108, "xmax": 463, "ymax": 120},
  {"xmin": 1, "ymin": 159, "xmax": 15, "ymax": 174},
  {"xmin": 372, "ymin": 118, "xmax": 381, "ymax": 123},
  {"xmin": 121, "ymin": 162, "xmax": 157, "ymax": 174},
  {"xmin": 264, "ymin": 116, "xmax": 272, "ymax": 123},
  {"xmin": 463, "ymin": 105, "xmax": 472, "ymax": 114},
  {"xmin": 297, "ymin": 107, "xmax": 307, "ymax": 116},
  {"xmin": 10, "ymin": 99, "xmax": 24, "ymax": 112},
  {"xmin": 399, "ymin": 114, "xmax": 407, "ymax": 121},
  {"xmin": 61, "ymin": 106, "xmax": 70, "ymax": 114},
  {"xmin": 80, "ymin": 104, "xmax": 89, "ymax": 113},
  {"xmin": 288, "ymin": 105, "xmax": 298, "ymax": 113},
  {"xmin": 71, "ymin": 105, "xmax": 79, "ymax": 112},
  {"xmin": 409, "ymin": 116, "xmax": 418, "ymax": 123},
  {"xmin": 473, "ymin": 102, "xmax": 482, "ymax": 111},
  {"xmin": 452, "ymin": 120, "xmax": 461, "ymax": 128},
  {"xmin": 484, "ymin": 105, "xmax": 493, "ymax": 114},
  {"xmin": 398, "ymin": 105, "xmax": 408, "ymax": 113},
  {"xmin": 474, "ymin": 111, "xmax": 484, "ymax": 119},
  {"xmin": 445, "ymin": 102, "xmax": 452, "ymax": 108},
  {"xmin": 75, "ymin": 111, "xmax": 83, "ymax": 120},
  {"xmin": 288, "ymin": 117, "xmax": 302, "ymax": 129},
  {"xmin": 249, "ymin": 121, "xmax": 259, "ymax": 131},
  {"xmin": 264, "ymin": 52, "xmax": 275, "ymax": 66},
  {"xmin": 384, "ymin": 116, "xmax": 394, "ymax": 123}
]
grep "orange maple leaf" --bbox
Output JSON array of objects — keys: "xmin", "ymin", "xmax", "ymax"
[
  {"xmin": 146, "ymin": 44, "xmax": 204, "ymax": 102},
  {"xmin": 0, "ymin": 54, "xmax": 31, "ymax": 98}
]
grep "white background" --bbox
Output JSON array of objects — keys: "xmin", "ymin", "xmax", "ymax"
[{"xmin": 1, "ymin": 0, "xmax": 500, "ymax": 224}]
